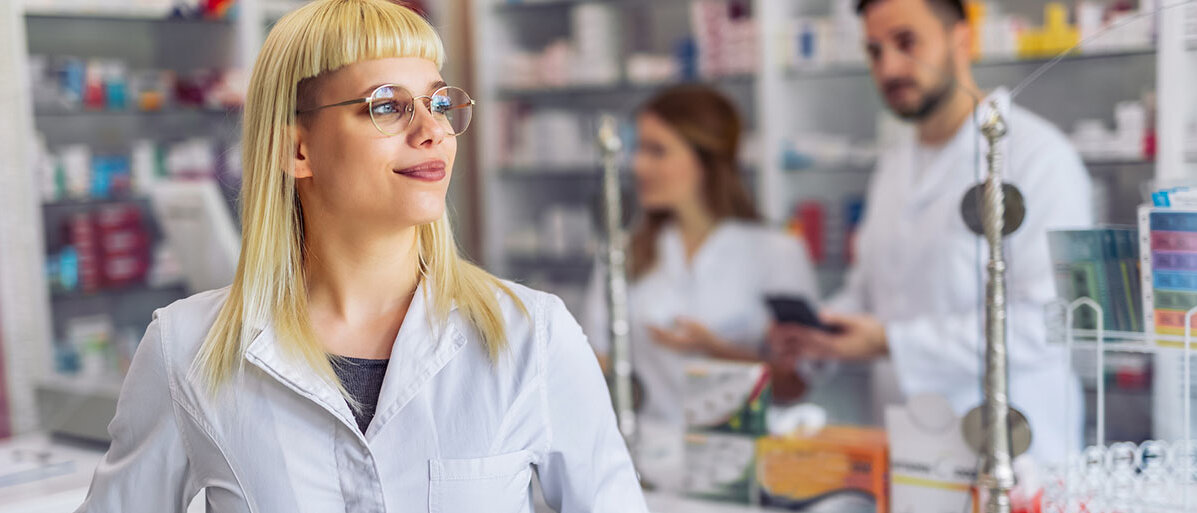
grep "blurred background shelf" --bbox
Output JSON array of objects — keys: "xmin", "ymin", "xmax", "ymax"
[
  {"xmin": 497, "ymin": 74, "xmax": 756, "ymax": 99},
  {"xmin": 784, "ymin": 46, "xmax": 1156, "ymax": 81},
  {"xmin": 48, "ymin": 283, "xmax": 188, "ymax": 304},
  {"xmin": 23, "ymin": 8, "xmax": 227, "ymax": 22}
]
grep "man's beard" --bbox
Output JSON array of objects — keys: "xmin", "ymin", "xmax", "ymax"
[{"xmin": 885, "ymin": 56, "xmax": 957, "ymax": 121}]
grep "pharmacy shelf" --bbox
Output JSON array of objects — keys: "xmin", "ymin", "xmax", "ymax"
[
  {"xmin": 36, "ymin": 375, "xmax": 123, "ymax": 402},
  {"xmin": 1, "ymin": 0, "xmax": 268, "ymax": 436},
  {"xmin": 497, "ymin": 74, "xmax": 756, "ymax": 100},
  {"xmin": 34, "ymin": 107, "xmax": 240, "ymax": 118},
  {"xmin": 494, "ymin": 0, "xmax": 695, "ymax": 13},
  {"xmin": 41, "ymin": 196, "xmax": 150, "ymax": 210},
  {"xmin": 49, "ymin": 283, "xmax": 188, "ymax": 304},
  {"xmin": 782, "ymin": 162, "xmax": 875, "ymax": 174},
  {"xmin": 498, "ymin": 165, "xmax": 604, "ymax": 178},
  {"xmin": 23, "ymin": 9, "xmax": 231, "ymax": 24},
  {"xmin": 505, "ymin": 253, "xmax": 595, "ymax": 284},
  {"xmin": 780, "ymin": 158, "xmax": 1151, "ymax": 177},
  {"xmin": 507, "ymin": 253, "xmax": 594, "ymax": 270},
  {"xmin": 783, "ymin": 47, "xmax": 1157, "ymax": 80},
  {"xmin": 498, "ymin": 164, "xmax": 757, "ymax": 179},
  {"xmin": 1084, "ymin": 158, "xmax": 1155, "ymax": 167},
  {"xmin": 1057, "ymin": 328, "xmax": 1197, "ymax": 352},
  {"xmin": 34, "ymin": 375, "xmax": 125, "ymax": 442}
]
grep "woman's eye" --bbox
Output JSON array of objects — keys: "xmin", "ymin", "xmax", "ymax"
[
  {"xmin": 372, "ymin": 100, "xmax": 407, "ymax": 116},
  {"xmin": 430, "ymin": 96, "xmax": 452, "ymax": 115}
]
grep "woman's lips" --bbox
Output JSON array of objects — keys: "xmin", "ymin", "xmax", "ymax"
[{"xmin": 393, "ymin": 160, "xmax": 447, "ymax": 182}]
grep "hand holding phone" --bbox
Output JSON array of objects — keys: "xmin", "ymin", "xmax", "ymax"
[{"xmin": 765, "ymin": 295, "xmax": 842, "ymax": 334}]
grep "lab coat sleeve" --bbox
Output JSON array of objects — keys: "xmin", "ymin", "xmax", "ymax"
[
  {"xmin": 762, "ymin": 231, "xmax": 821, "ymax": 301},
  {"xmin": 536, "ymin": 295, "xmax": 648, "ymax": 513},
  {"xmin": 76, "ymin": 316, "xmax": 199, "ymax": 513},
  {"xmin": 885, "ymin": 137, "xmax": 1093, "ymax": 399}
]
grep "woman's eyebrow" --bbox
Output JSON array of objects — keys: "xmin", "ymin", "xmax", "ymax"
[
  {"xmin": 358, "ymin": 83, "xmax": 387, "ymax": 96},
  {"xmin": 356, "ymin": 80, "xmax": 448, "ymax": 97}
]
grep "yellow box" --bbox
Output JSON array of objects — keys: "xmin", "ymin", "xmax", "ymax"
[{"xmin": 756, "ymin": 426, "xmax": 889, "ymax": 512}]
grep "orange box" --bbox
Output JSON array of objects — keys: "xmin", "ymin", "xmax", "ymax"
[{"xmin": 756, "ymin": 426, "xmax": 889, "ymax": 512}]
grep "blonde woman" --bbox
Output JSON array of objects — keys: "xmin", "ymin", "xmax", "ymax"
[{"xmin": 76, "ymin": 1, "xmax": 645, "ymax": 511}]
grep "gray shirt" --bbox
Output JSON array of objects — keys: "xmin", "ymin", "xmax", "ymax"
[{"xmin": 331, "ymin": 356, "xmax": 389, "ymax": 433}]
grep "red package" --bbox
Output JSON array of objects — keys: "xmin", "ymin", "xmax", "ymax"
[
  {"xmin": 102, "ymin": 254, "xmax": 148, "ymax": 288},
  {"xmin": 798, "ymin": 202, "xmax": 825, "ymax": 264},
  {"xmin": 95, "ymin": 204, "xmax": 142, "ymax": 230},
  {"xmin": 100, "ymin": 229, "xmax": 149, "ymax": 256},
  {"xmin": 68, "ymin": 213, "xmax": 101, "ymax": 293}
]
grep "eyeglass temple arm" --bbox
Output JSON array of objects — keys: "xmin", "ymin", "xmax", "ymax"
[
  {"xmin": 295, "ymin": 97, "xmax": 369, "ymax": 115},
  {"xmin": 447, "ymin": 100, "xmax": 476, "ymax": 111}
]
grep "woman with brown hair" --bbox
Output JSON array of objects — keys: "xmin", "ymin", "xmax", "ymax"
[{"xmin": 586, "ymin": 84, "xmax": 819, "ymax": 429}]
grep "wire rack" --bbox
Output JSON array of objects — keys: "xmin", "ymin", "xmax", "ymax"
[{"xmin": 1040, "ymin": 299, "xmax": 1197, "ymax": 513}]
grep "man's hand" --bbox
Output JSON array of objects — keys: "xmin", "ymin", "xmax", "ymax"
[{"xmin": 767, "ymin": 311, "xmax": 889, "ymax": 362}]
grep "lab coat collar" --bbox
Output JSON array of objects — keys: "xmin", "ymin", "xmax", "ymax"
[
  {"xmin": 367, "ymin": 282, "xmax": 467, "ymax": 439},
  {"xmin": 658, "ymin": 220, "xmax": 739, "ymax": 275},
  {"xmin": 244, "ymin": 323, "xmax": 364, "ymax": 439},
  {"xmin": 243, "ymin": 279, "xmax": 467, "ymax": 442}
]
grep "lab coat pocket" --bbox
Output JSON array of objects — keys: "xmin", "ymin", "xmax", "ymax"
[{"xmin": 429, "ymin": 449, "xmax": 535, "ymax": 513}]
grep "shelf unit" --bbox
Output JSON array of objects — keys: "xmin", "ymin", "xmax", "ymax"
[
  {"xmin": 474, "ymin": 0, "xmax": 1171, "ymax": 297},
  {"xmin": 473, "ymin": 0, "xmax": 1191, "ymax": 431},
  {"xmin": 0, "ymin": 0, "xmax": 278, "ymax": 437},
  {"xmin": 1039, "ymin": 299, "xmax": 1197, "ymax": 512},
  {"xmin": 0, "ymin": 0, "xmax": 466, "ymax": 438}
]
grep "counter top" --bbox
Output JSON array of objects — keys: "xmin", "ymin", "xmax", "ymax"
[{"xmin": 1, "ymin": 433, "xmax": 768, "ymax": 513}]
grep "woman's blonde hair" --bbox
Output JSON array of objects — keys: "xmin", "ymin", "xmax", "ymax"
[{"xmin": 195, "ymin": 0, "xmax": 522, "ymax": 393}]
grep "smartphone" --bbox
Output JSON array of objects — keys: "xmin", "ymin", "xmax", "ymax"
[{"xmin": 765, "ymin": 295, "xmax": 841, "ymax": 333}]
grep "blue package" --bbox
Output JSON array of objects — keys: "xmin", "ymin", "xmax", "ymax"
[
  {"xmin": 674, "ymin": 37, "xmax": 698, "ymax": 81},
  {"xmin": 91, "ymin": 156, "xmax": 111, "ymax": 199},
  {"xmin": 845, "ymin": 196, "xmax": 866, "ymax": 229},
  {"xmin": 60, "ymin": 246, "xmax": 79, "ymax": 291},
  {"xmin": 59, "ymin": 57, "xmax": 85, "ymax": 107},
  {"xmin": 106, "ymin": 78, "xmax": 127, "ymax": 110}
]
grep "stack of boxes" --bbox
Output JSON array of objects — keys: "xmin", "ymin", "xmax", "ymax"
[
  {"xmin": 569, "ymin": 4, "xmax": 620, "ymax": 86},
  {"xmin": 1048, "ymin": 228, "xmax": 1143, "ymax": 333},
  {"xmin": 757, "ymin": 427, "xmax": 888, "ymax": 512},
  {"xmin": 690, "ymin": 0, "xmax": 758, "ymax": 78},
  {"xmin": 1144, "ymin": 209, "xmax": 1197, "ymax": 339},
  {"xmin": 67, "ymin": 213, "xmax": 101, "ymax": 293},
  {"xmin": 682, "ymin": 360, "xmax": 771, "ymax": 504},
  {"xmin": 52, "ymin": 205, "xmax": 152, "ymax": 295},
  {"xmin": 96, "ymin": 205, "xmax": 151, "ymax": 289},
  {"xmin": 681, "ymin": 360, "xmax": 890, "ymax": 511}
]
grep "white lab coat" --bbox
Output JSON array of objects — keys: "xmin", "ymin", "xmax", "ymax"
[
  {"xmin": 76, "ymin": 281, "xmax": 647, "ymax": 513},
  {"xmin": 586, "ymin": 220, "xmax": 819, "ymax": 426},
  {"xmin": 831, "ymin": 89, "xmax": 1092, "ymax": 465}
]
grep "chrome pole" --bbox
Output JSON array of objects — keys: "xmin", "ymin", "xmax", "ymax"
[
  {"xmin": 597, "ymin": 114, "xmax": 636, "ymax": 442},
  {"xmin": 978, "ymin": 102, "xmax": 1015, "ymax": 513}
]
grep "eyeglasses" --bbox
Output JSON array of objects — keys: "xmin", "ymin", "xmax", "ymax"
[{"xmin": 295, "ymin": 84, "xmax": 475, "ymax": 136}]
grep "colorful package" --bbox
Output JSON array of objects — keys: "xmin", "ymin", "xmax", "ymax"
[
  {"xmin": 684, "ymin": 360, "xmax": 771, "ymax": 435},
  {"xmin": 683, "ymin": 431, "xmax": 758, "ymax": 504},
  {"xmin": 756, "ymin": 426, "xmax": 888, "ymax": 512}
]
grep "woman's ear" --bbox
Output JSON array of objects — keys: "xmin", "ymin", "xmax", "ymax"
[{"xmin": 291, "ymin": 124, "xmax": 314, "ymax": 179}]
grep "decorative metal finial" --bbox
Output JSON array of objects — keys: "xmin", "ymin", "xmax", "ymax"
[
  {"xmin": 597, "ymin": 114, "xmax": 636, "ymax": 444},
  {"xmin": 963, "ymin": 99, "xmax": 1026, "ymax": 513}
]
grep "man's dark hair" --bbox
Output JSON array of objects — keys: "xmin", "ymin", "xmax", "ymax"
[{"xmin": 856, "ymin": 0, "xmax": 966, "ymax": 24}]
